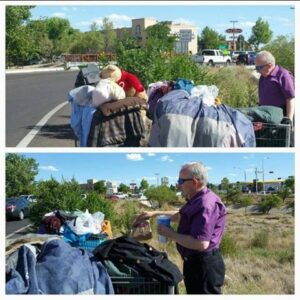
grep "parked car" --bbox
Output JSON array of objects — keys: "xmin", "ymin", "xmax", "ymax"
[
  {"xmin": 6, "ymin": 195, "xmax": 35, "ymax": 220},
  {"xmin": 110, "ymin": 192, "xmax": 128, "ymax": 200},
  {"xmin": 266, "ymin": 187, "xmax": 276, "ymax": 194},
  {"xmin": 230, "ymin": 50, "xmax": 245, "ymax": 62},
  {"xmin": 236, "ymin": 52, "xmax": 256, "ymax": 65},
  {"xmin": 192, "ymin": 49, "xmax": 231, "ymax": 66}
]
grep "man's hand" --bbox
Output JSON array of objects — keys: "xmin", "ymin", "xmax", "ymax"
[{"xmin": 157, "ymin": 224, "xmax": 175, "ymax": 238}]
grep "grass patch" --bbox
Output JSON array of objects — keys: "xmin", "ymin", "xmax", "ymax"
[
  {"xmin": 250, "ymin": 230, "xmax": 269, "ymax": 248},
  {"xmin": 220, "ymin": 233, "xmax": 239, "ymax": 257}
]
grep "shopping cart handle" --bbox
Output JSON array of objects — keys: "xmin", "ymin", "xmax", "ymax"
[{"xmin": 281, "ymin": 117, "xmax": 292, "ymax": 126}]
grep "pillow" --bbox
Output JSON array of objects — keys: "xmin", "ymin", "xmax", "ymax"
[{"xmin": 100, "ymin": 97, "xmax": 148, "ymax": 116}]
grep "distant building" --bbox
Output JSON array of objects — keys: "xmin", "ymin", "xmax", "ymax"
[
  {"xmin": 80, "ymin": 179, "xmax": 99, "ymax": 191},
  {"xmin": 161, "ymin": 176, "xmax": 169, "ymax": 185},
  {"xmin": 115, "ymin": 17, "xmax": 197, "ymax": 54},
  {"xmin": 106, "ymin": 181, "xmax": 118, "ymax": 196}
]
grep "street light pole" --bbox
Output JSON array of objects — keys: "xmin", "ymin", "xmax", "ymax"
[
  {"xmin": 155, "ymin": 173, "xmax": 160, "ymax": 187},
  {"xmin": 230, "ymin": 20, "xmax": 238, "ymax": 50}
]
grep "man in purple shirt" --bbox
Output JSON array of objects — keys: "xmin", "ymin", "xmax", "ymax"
[
  {"xmin": 255, "ymin": 51, "xmax": 295, "ymax": 121},
  {"xmin": 134, "ymin": 162, "xmax": 226, "ymax": 294}
]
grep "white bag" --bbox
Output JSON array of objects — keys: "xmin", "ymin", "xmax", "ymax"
[{"xmin": 92, "ymin": 79, "xmax": 125, "ymax": 107}]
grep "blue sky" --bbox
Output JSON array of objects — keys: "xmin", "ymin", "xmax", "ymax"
[
  {"xmin": 30, "ymin": 4, "xmax": 295, "ymax": 39},
  {"xmin": 19, "ymin": 152, "xmax": 294, "ymax": 186}
]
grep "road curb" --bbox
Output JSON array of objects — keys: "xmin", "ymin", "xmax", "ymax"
[{"xmin": 6, "ymin": 67, "xmax": 79, "ymax": 74}]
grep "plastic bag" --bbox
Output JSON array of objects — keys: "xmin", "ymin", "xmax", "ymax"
[
  {"xmin": 191, "ymin": 85, "xmax": 219, "ymax": 106},
  {"xmin": 131, "ymin": 220, "xmax": 152, "ymax": 241}
]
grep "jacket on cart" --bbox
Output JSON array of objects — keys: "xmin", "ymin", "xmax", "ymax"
[{"xmin": 93, "ymin": 236, "xmax": 183, "ymax": 285}]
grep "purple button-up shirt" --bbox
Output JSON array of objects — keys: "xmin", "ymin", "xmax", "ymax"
[
  {"xmin": 259, "ymin": 65, "xmax": 294, "ymax": 109},
  {"xmin": 176, "ymin": 187, "xmax": 226, "ymax": 257}
]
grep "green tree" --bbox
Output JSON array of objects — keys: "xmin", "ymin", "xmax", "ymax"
[
  {"xmin": 140, "ymin": 178, "xmax": 149, "ymax": 191},
  {"xmin": 221, "ymin": 177, "xmax": 230, "ymax": 191},
  {"xmin": 285, "ymin": 176, "xmax": 295, "ymax": 192},
  {"xmin": 101, "ymin": 17, "xmax": 117, "ymax": 53},
  {"xmin": 45, "ymin": 17, "xmax": 79, "ymax": 55},
  {"xmin": 94, "ymin": 180, "xmax": 107, "ymax": 195},
  {"xmin": 277, "ymin": 187, "xmax": 291, "ymax": 202},
  {"xmin": 259, "ymin": 194, "xmax": 282, "ymax": 214},
  {"xmin": 198, "ymin": 26, "xmax": 226, "ymax": 50},
  {"xmin": 6, "ymin": 5, "xmax": 35, "ymax": 66},
  {"xmin": 118, "ymin": 183, "xmax": 130, "ymax": 193},
  {"xmin": 145, "ymin": 21, "xmax": 177, "ymax": 53},
  {"xmin": 70, "ymin": 23, "xmax": 104, "ymax": 54},
  {"xmin": 239, "ymin": 195, "xmax": 254, "ymax": 214},
  {"xmin": 249, "ymin": 17, "xmax": 273, "ymax": 50},
  {"xmin": 262, "ymin": 36, "xmax": 294, "ymax": 74},
  {"xmin": 144, "ymin": 185, "xmax": 176, "ymax": 208},
  {"xmin": 6, "ymin": 154, "xmax": 38, "ymax": 197}
]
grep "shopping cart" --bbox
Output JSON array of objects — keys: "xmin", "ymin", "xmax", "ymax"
[
  {"xmin": 110, "ymin": 276, "xmax": 175, "ymax": 294},
  {"xmin": 253, "ymin": 121, "xmax": 292, "ymax": 147}
]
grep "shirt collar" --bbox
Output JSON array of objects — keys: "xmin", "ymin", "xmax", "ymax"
[
  {"xmin": 269, "ymin": 65, "xmax": 279, "ymax": 77},
  {"xmin": 188, "ymin": 186, "xmax": 208, "ymax": 203}
]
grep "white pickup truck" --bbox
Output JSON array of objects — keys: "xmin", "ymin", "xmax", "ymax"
[{"xmin": 192, "ymin": 49, "xmax": 231, "ymax": 66}]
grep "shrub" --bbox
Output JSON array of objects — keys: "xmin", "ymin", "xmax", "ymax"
[
  {"xmin": 79, "ymin": 191, "xmax": 114, "ymax": 220},
  {"xmin": 251, "ymin": 230, "xmax": 269, "ymax": 248},
  {"xmin": 112, "ymin": 201, "xmax": 138, "ymax": 235},
  {"xmin": 220, "ymin": 233, "xmax": 239, "ymax": 257},
  {"xmin": 277, "ymin": 249, "xmax": 294, "ymax": 264},
  {"xmin": 259, "ymin": 195, "xmax": 282, "ymax": 214},
  {"xmin": 210, "ymin": 66, "xmax": 258, "ymax": 108},
  {"xmin": 262, "ymin": 35, "xmax": 294, "ymax": 74},
  {"xmin": 29, "ymin": 178, "xmax": 83, "ymax": 227},
  {"xmin": 144, "ymin": 185, "xmax": 177, "ymax": 208}
]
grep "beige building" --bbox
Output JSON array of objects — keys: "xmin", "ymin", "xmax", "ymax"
[{"xmin": 116, "ymin": 18, "xmax": 197, "ymax": 54}]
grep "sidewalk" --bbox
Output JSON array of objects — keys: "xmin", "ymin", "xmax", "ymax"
[{"xmin": 6, "ymin": 63, "xmax": 79, "ymax": 74}]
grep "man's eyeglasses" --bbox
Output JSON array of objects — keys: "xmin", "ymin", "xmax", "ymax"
[
  {"xmin": 255, "ymin": 64, "xmax": 268, "ymax": 72},
  {"xmin": 177, "ymin": 178, "xmax": 193, "ymax": 185}
]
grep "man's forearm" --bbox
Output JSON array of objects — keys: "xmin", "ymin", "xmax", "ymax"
[
  {"xmin": 168, "ymin": 231, "xmax": 209, "ymax": 251},
  {"xmin": 286, "ymin": 98, "xmax": 295, "ymax": 120}
]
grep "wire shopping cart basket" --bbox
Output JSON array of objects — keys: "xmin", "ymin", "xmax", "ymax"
[
  {"xmin": 110, "ymin": 276, "xmax": 175, "ymax": 294},
  {"xmin": 253, "ymin": 122, "xmax": 291, "ymax": 147}
]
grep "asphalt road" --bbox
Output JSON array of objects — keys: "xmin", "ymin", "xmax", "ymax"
[
  {"xmin": 6, "ymin": 218, "xmax": 31, "ymax": 238},
  {"xmin": 6, "ymin": 70, "xmax": 78, "ymax": 147}
]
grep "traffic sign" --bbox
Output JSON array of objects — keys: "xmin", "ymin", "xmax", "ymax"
[
  {"xmin": 179, "ymin": 29, "xmax": 193, "ymax": 41},
  {"xmin": 225, "ymin": 28, "xmax": 243, "ymax": 34}
]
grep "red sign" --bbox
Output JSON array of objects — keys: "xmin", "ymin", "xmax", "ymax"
[{"xmin": 225, "ymin": 28, "xmax": 243, "ymax": 34}]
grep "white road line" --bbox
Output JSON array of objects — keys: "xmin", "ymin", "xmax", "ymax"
[
  {"xmin": 6, "ymin": 224, "xmax": 32, "ymax": 239},
  {"xmin": 16, "ymin": 101, "xmax": 68, "ymax": 147}
]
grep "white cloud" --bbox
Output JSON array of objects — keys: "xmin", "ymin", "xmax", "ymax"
[
  {"xmin": 39, "ymin": 165, "xmax": 59, "ymax": 172},
  {"xmin": 229, "ymin": 173, "xmax": 237, "ymax": 177},
  {"xmin": 160, "ymin": 155, "xmax": 174, "ymax": 162},
  {"xmin": 147, "ymin": 153, "xmax": 156, "ymax": 156},
  {"xmin": 239, "ymin": 21, "xmax": 256, "ymax": 28},
  {"xmin": 79, "ymin": 14, "xmax": 132, "ymax": 29},
  {"xmin": 173, "ymin": 18, "xmax": 195, "ymax": 26},
  {"xmin": 126, "ymin": 154, "xmax": 144, "ymax": 161},
  {"xmin": 52, "ymin": 12, "xmax": 67, "ymax": 18}
]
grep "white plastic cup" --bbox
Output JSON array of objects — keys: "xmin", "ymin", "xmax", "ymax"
[{"xmin": 156, "ymin": 215, "xmax": 171, "ymax": 243}]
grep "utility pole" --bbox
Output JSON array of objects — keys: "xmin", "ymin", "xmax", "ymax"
[{"xmin": 230, "ymin": 20, "xmax": 238, "ymax": 50}]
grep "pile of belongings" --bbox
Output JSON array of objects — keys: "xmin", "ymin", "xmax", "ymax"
[
  {"xmin": 68, "ymin": 86, "xmax": 148, "ymax": 147},
  {"xmin": 38, "ymin": 209, "xmax": 112, "ymax": 249},
  {"xmin": 6, "ymin": 234, "xmax": 114, "ymax": 294},
  {"xmin": 147, "ymin": 79, "xmax": 256, "ymax": 147}
]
